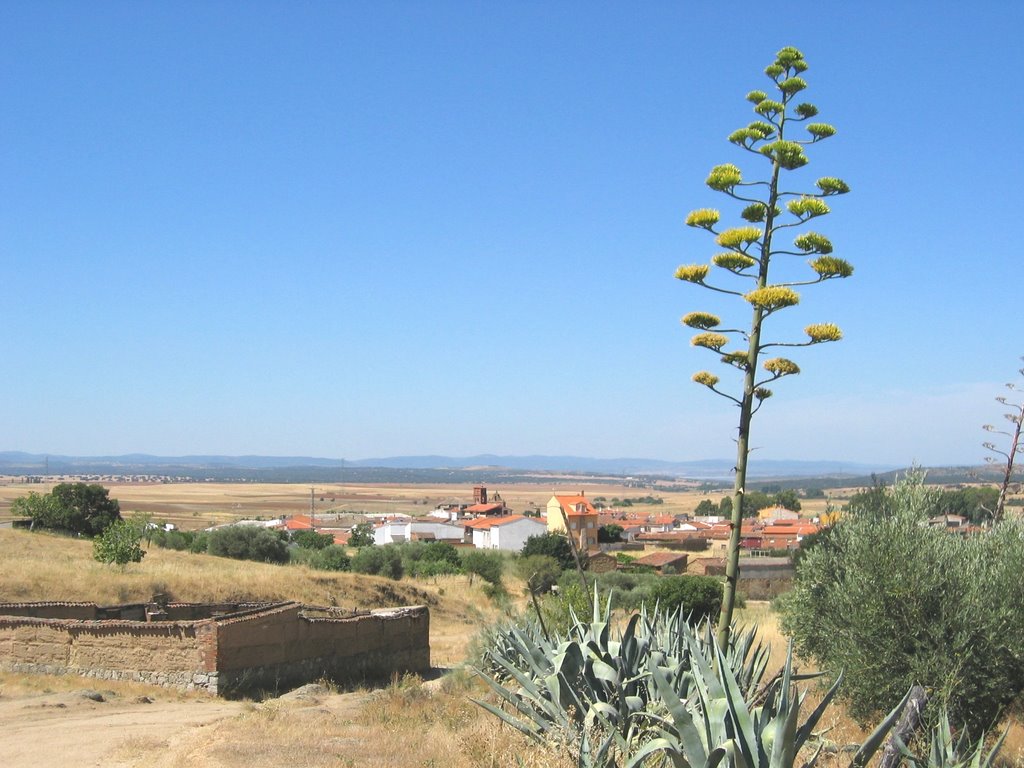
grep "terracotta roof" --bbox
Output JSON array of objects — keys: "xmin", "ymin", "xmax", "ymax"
[
  {"xmin": 552, "ymin": 495, "xmax": 598, "ymax": 516},
  {"xmin": 285, "ymin": 515, "xmax": 313, "ymax": 531},
  {"xmin": 464, "ymin": 514, "xmax": 537, "ymax": 530},
  {"xmin": 465, "ymin": 502, "xmax": 505, "ymax": 514},
  {"xmin": 634, "ymin": 552, "xmax": 688, "ymax": 568}
]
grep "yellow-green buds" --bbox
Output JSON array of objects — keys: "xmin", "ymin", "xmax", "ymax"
[
  {"xmin": 775, "ymin": 47, "xmax": 805, "ymax": 66},
  {"xmin": 686, "ymin": 208, "xmax": 720, "ymax": 229},
  {"xmin": 810, "ymin": 255, "xmax": 853, "ymax": 278},
  {"xmin": 754, "ymin": 387, "xmax": 773, "ymax": 400},
  {"xmin": 787, "ymin": 197, "xmax": 831, "ymax": 219},
  {"xmin": 741, "ymin": 203, "xmax": 767, "ymax": 222},
  {"xmin": 713, "ymin": 252, "xmax": 757, "ymax": 271},
  {"xmin": 763, "ymin": 357, "xmax": 801, "ymax": 376},
  {"xmin": 746, "ymin": 90, "xmax": 768, "ymax": 104},
  {"xmin": 728, "ymin": 128, "xmax": 760, "ymax": 146},
  {"xmin": 747, "ymin": 121, "xmax": 775, "ymax": 139},
  {"xmin": 765, "ymin": 64, "xmax": 784, "ymax": 78},
  {"xmin": 760, "ymin": 140, "xmax": 808, "ymax": 170},
  {"xmin": 794, "ymin": 103, "xmax": 818, "ymax": 119},
  {"xmin": 794, "ymin": 231, "xmax": 833, "ymax": 254},
  {"xmin": 755, "ymin": 99, "xmax": 784, "ymax": 118},
  {"xmin": 682, "ymin": 312, "xmax": 721, "ymax": 329},
  {"xmin": 706, "ymin": 163, "xmax": 743, "ymax": 191},
  {"xmin": 805, "ymin": 323, "xmax": 843, "ymax": 342},
  {"xmin": 716, "ymin": 226, "xmax": 762, "ymax": 249},
  {"xmin": 720, "ymin": 351, "xmax": 750, "ymax": 369},
  {"xmin": 674, "ymin": 264, "xmax": 710, "ymax": 283},
  {"xmin": 778, "ymin": 77, "xmax": 807, "ymax": 95},
  {"xmin": 816, "ymin": 177, "xmax": 850, "ymax": 195},
  {"xmin": 691, "ymin": 332, "xmax": 729, "ymax": 351},
  {"xmin": 745, "ymin": 285, "xmax": 800, "ymax": 311},
  {"xmin": 807, "ymin": 123, "xmax": 837, "ymax": 140},
  {"xmin": 693, "ymin": 371, "xmax": 720, "ymax": 387}
]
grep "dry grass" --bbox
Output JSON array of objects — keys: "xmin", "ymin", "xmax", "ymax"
[{"xmin": 0, "ymin": 528, "xmax": 512, "ymax": 667}]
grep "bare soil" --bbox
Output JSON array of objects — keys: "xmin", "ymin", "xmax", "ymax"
[{"xmin": 0, "ymin": 683, "xmax": 371, "ymax": 768}]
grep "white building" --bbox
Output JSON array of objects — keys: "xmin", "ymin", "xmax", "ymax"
[
  {"xmin": 464, "ymin": 515, "xmax": 547, "ymax": 551},
  {"xmin": 373, "ymin": 519, "xmax": 465, "ymax": 545}
]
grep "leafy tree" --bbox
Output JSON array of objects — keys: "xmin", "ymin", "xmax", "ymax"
[
  {"xmin": 520, "ymin": 532, "xmax": 576, "ymax": 571},
  {"xmin": 348, "ymin": 521, "xmax": 375, "ymax": 547},
  {"xmin": 462, "ymin": 549, "xmax": 504, "ymax": 586},
  {"xmin": 12, "ymin": 483, "xmax": 122, "ymax": 536},
  {"xmin": 398, "ymin": 540, "xmax": 462, "ymax": 577},
  {"xmin": 936, "ymin": 486, "xmax": 999, "ymax": 525},
  {"xmin": 309, "ymin": 545, "xmax": 351, "ymax": 571},
  {"xmin": 649, "ymin": 575, "xmax": 723, "ymax": 624},
  {"xmin": 92, "ymin": 518, "xmax": 146, "ymax": 567},
  {"xmin": 597, "ymin": 523, "xmax": 623, "ymax": 543},
  {"xmin": 291, "ymin": 529, "xmax": 334, "ymax": 549},
  {"xmin": 771, "ymin": 488, "xmax": 802, "ymax": 512},
  {"xmin": 351, "ymin": 544, "xmax": 404, "ymax": 579},
  {"xmin": 694, "ymin": 498, "xmax": 716, "ymax": 516},
  {"xmin": 780, "ymin": 471, "xmax": 1024, "ymax": 736},
  {"xmin": 982, "ymin": 356, "xmax": 1023, "ymax": 522},
  {"xmin": 206, "ymin": 525, "xmax": 289, "ymax": 564},
  {"xmin": 515, "ymin": 554, "xmax": 562, "ymax": 594},
  {"xmin": 675, "ymin": 47, "xmax": 850, "ymax": 644}
]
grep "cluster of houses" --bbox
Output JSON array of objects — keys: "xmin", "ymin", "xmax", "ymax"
[{"xmin": 225, "ymin": 486, "xmax": 821, "ymax": 562}]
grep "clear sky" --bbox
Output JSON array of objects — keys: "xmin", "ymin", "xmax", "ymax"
[{"xmin": 2, "ymin": 1, "xmax": 1021, "ymax": 468}]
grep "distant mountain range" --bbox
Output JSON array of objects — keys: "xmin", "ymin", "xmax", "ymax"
[{"xmin": 0, "ymin": 451, "xmax": 898, "ymax": 480}]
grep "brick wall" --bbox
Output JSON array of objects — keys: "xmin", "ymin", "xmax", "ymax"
[{"xmin": 0, "ymin": 601, "xmax": 430, "ymax": 697}]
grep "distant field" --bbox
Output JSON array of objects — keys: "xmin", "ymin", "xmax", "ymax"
[{"xmin": 0, "ymin": 477, "xmax": 850, "ymax": 530}]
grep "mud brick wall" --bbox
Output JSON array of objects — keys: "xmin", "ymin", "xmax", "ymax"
[
  {"xmin": 0, "ymin": 601, "xmax": 431, "ymax": 697},
  {"xmin": 0, "ymin": 616, "xmax": 214, "ymax": 691},
  {"xmin": 214, "ymin": 604, "xmax": 430, "ymax": 696}
]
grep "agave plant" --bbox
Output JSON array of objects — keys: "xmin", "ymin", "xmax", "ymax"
[
  {"xmin": 895, "ymin": 711, "xmax": 1006, "ymax": 768},
  {"xmin": 629, "ymin": 638, "xmax": 912, "ymax": 768},
  {"xmin": 474, "ymin": 587, "xmax": 776, "ymax": 764}
]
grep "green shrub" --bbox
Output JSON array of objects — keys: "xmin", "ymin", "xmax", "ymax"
[
  {"xmin": 780, "ymin": 471, "xmax": 1024, "ymax": 736},
  {"xmin": 649, "ymin": 574, "xmax": 722, "ymax": 623},
  {"xmin": 462, "ymin": 549, "xmax": 504, "ymax": 585},
  {"xmin": 351, "ymin": 544, "xmax": 404, "ymax": 579},
  {"xmin": 309, "ymin": 545, "xmax": 351, "ymax": 571},
  {"xmin": 520, "ymin": 533, "xmax": 576, "ymax": 570},
  {"xmin": 92, "ymin": 518, "xmax": 146, "ymax": 566},
  {"xmin": 291, "ymin": 529, "xmax": 334, "ymax": 550},
  {"xmin": 515, "ymin": 554, "xmax": 562, "ymax": 594},
  {"xmin": 206, "ymin": 525, "xmax": 289, "ymax": 564}
]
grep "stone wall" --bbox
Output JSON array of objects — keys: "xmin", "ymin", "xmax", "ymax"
[{"xmin": 0, "ymin": 601, "xmax": 430, "ymax": 697}]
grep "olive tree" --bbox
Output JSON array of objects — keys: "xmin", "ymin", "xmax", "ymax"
[{"xmin": 674, "ymin": 46, "xmax": 851, "ymax": 643}]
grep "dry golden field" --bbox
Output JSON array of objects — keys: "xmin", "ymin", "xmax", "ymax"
[{"xmin": 0, "ymin": 477, "xmax": 840, "ymax": 529}]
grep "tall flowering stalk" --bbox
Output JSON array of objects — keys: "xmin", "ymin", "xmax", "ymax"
[{"xmin": 675, "ymin": 47, "xmax": 852, "ymax": 645}]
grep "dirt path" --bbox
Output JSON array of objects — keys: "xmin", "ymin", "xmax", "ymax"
[{"xmin": 0, "ymin": 685, "xmax": 372, "ymax": 768}]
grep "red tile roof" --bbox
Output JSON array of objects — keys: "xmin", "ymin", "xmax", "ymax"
[{"xmin": 552, "ymin": 495, "xmax": 598, "ymax": 516}]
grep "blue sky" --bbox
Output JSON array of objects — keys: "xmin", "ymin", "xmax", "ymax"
[{"xmin": 2, "ymin": 1, "xmax": 1021, "ymax": 467}]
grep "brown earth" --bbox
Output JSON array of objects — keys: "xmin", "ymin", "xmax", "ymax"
[{"xmin": 0, "ymin": 682, "xmax": 372, "ymax": 768}]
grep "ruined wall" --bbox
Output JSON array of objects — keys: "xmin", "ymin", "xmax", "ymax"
[
  {"xmin": 0, "ymin": 615, "xmax": 214, "ymax": 691},
  {"xmin": 214, "ymin": 604, "xmax": 430, "ymax": 696},
  {"xmin": 0, "ymin": 601, "xmax": 430, "ymax": 697}
]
